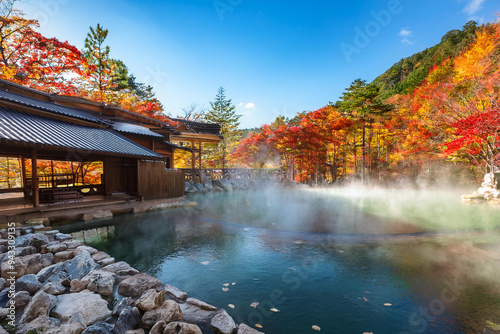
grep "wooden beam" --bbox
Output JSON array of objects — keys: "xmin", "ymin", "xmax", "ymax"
[
  {"xmin": 191, "ymin": 140, "xmax": 196, "ymax": 171},
  {"xmin": 31, "ymin": 149, "xmax": 39, "ymax": 207},
  {"xmin": 20, "ymin": 155, "xmax": 27, "ymax": 197}
]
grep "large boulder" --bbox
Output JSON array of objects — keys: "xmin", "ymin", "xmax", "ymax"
[
  {"xmin": 51, "ymin": 292, "xmax": 111, "ymax": 327},
  {"xmin": 115, "ymin": 306, "xmax": 141, "ymax": 334},
  {"xmin": 141, "ymin": 300, "xmax": 182, "ymax": 328},
  {"xmin": 136, "ymin": 289, "xmax": 165, "ymax": 312},
  {"xmin": 16, "ymin": 316, "xmax": 61, "ymax": 334},
  {"xmin": 112, "ymin": 297, "xmax": 135, "ymax": 317},
  {"xmin": 16, "ymin": 274, "xmax": 42, "ymax": 295},
  {"xmin": 164, "ymin": 284, "xmax": 188, "ymax": 301},
  {"xmin": 46, "ymin": 243, "xmax": 68, "ymax": 253},
  {"xmin": 163, "ymin": 322, "xmax": 202, "ymax": 334},
  {"xmin": 81, "ymin": 321, "xmax": 119, "ymax": 334},
  {"xmin": 180, "ymin": 303, "xmax": 217, "ymax": 325},
  {"xmin": 37, "ymin": 263, "xmax": 64, "ymax": 283},
  {"xmin": 211, "ymin": 310, "xmax": 237, "ymax": 334},
  {"xmin": 62, "ymin": 250, "xmax": 100, "ymax": 280},
  {"xmin": 237, "ymin": 324, "xmax": 265, "ymax": 334},
  {"xmin": 117, "ymin": 273, "xmax": 162, "ymax": 298},
  {"xmin": 1, "ymin": 253, "xmax": 42, "ymax": 279},
  {"xmin": 102, "ymin": 262, "xmax": 139, "ymax": 276},
  {"xmin": 19, "ymin": 291, "xmax": 51, "ymax": 324},
  {"xmin": 81, "ymin": 270, "xmax": 115, "ymax": 296},
  {"xmin": 28, "ymin": 233, "xmax": 49, "ymax": 252}
]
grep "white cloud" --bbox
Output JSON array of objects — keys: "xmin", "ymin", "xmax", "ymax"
[
  {"xmin": 399, "ymin": 29, "xmax": 413, "ymax": 37},
  {"xmin": 399, "ymin": 28, "xmax": 414, "ymax": 45},
  {"xmin": 243, "ymin": 102, "xmax": 255, "ymax": 109},
  {"xmin": 238, "ymin": 102, "xmax": 244, "ymax": 106},
  {"xmin": 463, "ymin": 0, "xmax": 485, "ymax": 16}
]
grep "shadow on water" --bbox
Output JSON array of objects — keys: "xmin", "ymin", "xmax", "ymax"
[{"xmin": 57, "ymin": 188, "xmax": 500, "ymax": 334}]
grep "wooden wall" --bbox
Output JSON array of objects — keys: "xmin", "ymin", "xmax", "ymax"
[
  {"xmin": 104, "ymin": 157, "xmax": 126, "ymax": 195},
  {"xmin": 137, "ymin": 160, "xmax": 184, "ymax": 199}
]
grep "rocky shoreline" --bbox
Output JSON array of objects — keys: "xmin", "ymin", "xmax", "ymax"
[{"xmin": 0, "ymin": 223, "xmax": 263, "ymax": 334}]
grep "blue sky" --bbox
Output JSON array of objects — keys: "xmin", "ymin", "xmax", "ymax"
[{"xmin": 17, "ymin": 0, "xmax": 499, "ymax": 128}]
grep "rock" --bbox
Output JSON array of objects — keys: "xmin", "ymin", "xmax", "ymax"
[
  {"xmin": 42, "ymin": 253, "xmax": 54, "ymax": 267},
  {"xmin": 16, "ymin": 316, "xmax": 61, "ymax": 334},
  {"xmin": 52, "ymin": 292, "xmax": 111, "ymax": 327},
  {"xmin": 14, "ymin": 233, "xmax": 32, "ymax": 247},
  {"xmin": 92, "ymin": 251, "xmax": 110, "ymax": 262},
  {"xmin": 62, "ymin": 250, "xmax": 100, "ymax": 280},
  {"xmin": 20, "ymin": 291, "xmax": 51, "ymax": 324},
  {"xmin": 28, "ymin": 233, "xmax": 49, "ymax": 252},
  {"xmin": 37, "ymin": 263, "xmax": 64, "ymax": 283},
  {"xmin": 81, "ymin": 270, "xmax": 115, "ymax": 296},
  {"xmin": 45, "ymin": 323, "xmax": 86, "ymax": 334},
  {"xmin": 125, "ymin": 330, "xmax": 144, "ymax": 334},
  {"xmin": 186, "ymin": 297, "xmax": 218, "ymax": 311},
  {"xmin": 43, "ymin": 281, "xmax": 67, "ymax": 295},
  {"xmin": 1, "ymin": 253, "xmax": 42, "ymax": 279},
  {"xmin": 149, "ymin": 321, "xmax": 166, "ymax": 334},
  {"xmin": 163, "ymin": 322, "xmax": 202, "ymax": 334},
  {"xmin": 0, "ymin": 278, "xmax": 5, "ymax": 290},
  {"xmin": 141, "ymin": 300, "xmax": 183, "ymax": 328},
  {"xmin": 238, "ymin": 324, "xmax": 264, "ymax": 334},
  {"xmin": 55, "ymin": 233, "xmax": 72, "ymax": 241},
  {"xmin": 0, "ymin": 308, "xmax": 7, "ymax": 320},
  {"xmin": 15, "ymin": 291, "xmax": 32, "ymax": 308},
  {"xmin": 81, "ymin": 321, "xmax": 119, "ymax": 334},
  {"xmin": 15, "ymin": 246, "xmax": 37, "ymax": 257},
  {"xmin": 64, "ymin": 241, "xmax": 84, "ymax": 249},
  {"xmin": 102, "ymin": 262, "xmax": 139, "ymax": 276},
  {"xmin": 99, "ymin": 257, "xmax": 115, "ymax": 266},
  {"xmin": 76, "ymin": 245, "xmax": 99, "ymax": 255},
  {"xmin": 70, "ymin": 279, "xmax": 89, "ymax": 292},
  {"xmin": 54, "ymin": 250, "xmax": 78, "ymax": 262},
  {"xmin": 136, "ymin": 289, "xmax": 165, "ymax": 312},
  {"xmin": 44, "ymin": 268, "xmax": 71, "ymax": 286},
  {"xmin": 211, "ymin": 310, "xmax": 237, "ymax": 334},
  {"xmin": 180, "ymin": 303, "xmax": 217, "ymax": 326},
  {"xmin": 194, "ymin": 183, "xmax": 205, "ymax": 192},
  {"xmin": 115, "ymin": 306, "xmax": 141, "ymax": 334},
  {"xmin": 82, "ymin": 210, "xmax": 113, "ymax": 221},
  {"xmin": 117, "ymin": 273, "xmax": 162, "ymax": 297},
  {"xmin": 47, "ymin": 243, "xmax": 68, "ymax": 253},
  {"xmin": 25, "ymin": 218, "xmax": 50, "ymax": 225},
  {"xmin": 16, "ymin": 274, "xmax": 42, "ymax": 295},
  {"xmin": 164, "ymin": 284, "xmax": 188, "ymax": 301},
  {"xmin": 113, "ymin": 297, "xmax": 135, "ymax": 317}
]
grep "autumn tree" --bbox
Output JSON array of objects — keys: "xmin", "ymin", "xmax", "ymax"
[{"xmin": 204, "ymin": 87, "xmax": 242, "ymax": 169}]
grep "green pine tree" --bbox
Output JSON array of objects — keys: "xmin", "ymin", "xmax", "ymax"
[
  {"xmin": 204, "ymin": 87, "xmax": 242, "ymax": 169},
  {"xmin": 84, "ymin": 24, "xmax": 112, "ymax": 100}
]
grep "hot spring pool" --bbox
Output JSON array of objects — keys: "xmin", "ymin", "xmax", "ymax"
[{"xmin": 58, "ymin": 187, "xmax": 500, "ymax": 334}]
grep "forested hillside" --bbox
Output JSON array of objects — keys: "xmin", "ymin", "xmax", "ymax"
[{"xmin": 233, "ymin": 18, "xmax": 500, "ymax": 184}]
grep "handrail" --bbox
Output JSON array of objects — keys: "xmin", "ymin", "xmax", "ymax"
[{"xmin": 180, "ymin": 168, "xmax": 285, "ymax": 182}]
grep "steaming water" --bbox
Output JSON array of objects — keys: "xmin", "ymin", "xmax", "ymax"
[{"xmin": 59, "ymin": 188, "xmax": 500, "ymax": 334}]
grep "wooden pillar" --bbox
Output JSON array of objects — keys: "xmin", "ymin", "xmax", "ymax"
[
  {"xmin": 198, "ymin": 140, "xmax": 202, "ymax": 169},
  {"xmin": 31, "ymin": 149, "xmax": 39, "ymax": 207},
  {"xmin": 20, "ymin": 156, "xmax": 27, "ymax": 193},
  {"xmin": 191, "ymin": 141, "xmax": 195, "ymax": 171}
]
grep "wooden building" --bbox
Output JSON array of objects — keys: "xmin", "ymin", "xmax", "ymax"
[{"xmin": 0, "ymin": 79, "xmax": 220, "ymax": 208}]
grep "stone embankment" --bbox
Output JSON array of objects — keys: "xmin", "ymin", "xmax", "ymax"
[
  {"xmin": 0, "ymin": 223, "xmax": 263, "ymax": 334},
  {"xmin": 185, "ymin": 179, "xmax": 258, "ymax": 194},
  {"xmin": 462, "ymin": 172, "xmax": 500, "ymax": 203}
]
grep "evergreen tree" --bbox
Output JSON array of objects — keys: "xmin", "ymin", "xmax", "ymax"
[
  {"xmin": 84, "ymin": 24, "xmax": 112, "ymax": 101},
  {"xmin": 204, "ymin": 87, "xmax": 242, "ymax": 169}
]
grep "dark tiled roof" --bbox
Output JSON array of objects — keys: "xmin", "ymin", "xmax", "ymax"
[
  {"xmin": 112, "ymin": 121, "xmax": 164, "ymax": 138},
  {"xmin": 170, "ymin": 118, "xmax": 222, "ymax": 135},
  {"xmin": 0, "ymin": 89, "xmax": 104, "ymax": 124},
  {"xmin": 0, "ymin": 108, "xmax": 163, "ymax": 159}
]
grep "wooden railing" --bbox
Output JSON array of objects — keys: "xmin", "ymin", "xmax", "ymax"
[{"xmin": 180, "ymin": 168, "xmax": 285, "ymax": 183}]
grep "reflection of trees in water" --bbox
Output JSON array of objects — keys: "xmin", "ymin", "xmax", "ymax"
[{"xmin": 83, "ymin": 209, "xmax": 245, "ymax": 276}]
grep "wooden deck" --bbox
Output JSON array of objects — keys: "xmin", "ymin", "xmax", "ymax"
[{"xmin": 0, "ymin": 195, "xmax": 186, "ymax": 225}]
